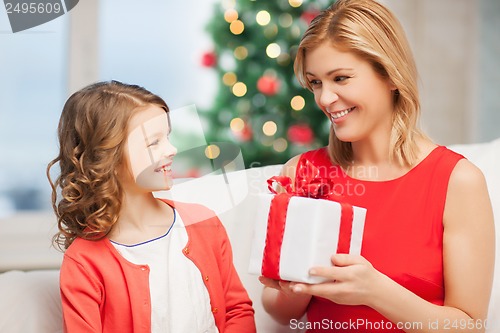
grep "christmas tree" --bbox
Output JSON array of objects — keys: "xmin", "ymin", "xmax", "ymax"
[{"xmin": 201, "ymin": 0, "xmax": 333, "ymax": 168}]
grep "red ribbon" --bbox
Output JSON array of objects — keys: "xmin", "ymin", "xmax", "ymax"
[
  {"xmin": 261, "ymin": 193, "xmax": 291, "ymax": 280},
  {"xmin": 261, "ymin": 166, "xmax": 354, "ymax": 280}
]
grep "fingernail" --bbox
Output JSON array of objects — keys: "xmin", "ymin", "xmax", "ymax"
[{"xmin": 293, "ymin": 285, "xmax": 303, "ymax": 293}]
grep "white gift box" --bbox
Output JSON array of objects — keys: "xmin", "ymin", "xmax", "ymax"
[{"xmin": 248, "ymin": 193, "xmax": 367, "ymax": 284}]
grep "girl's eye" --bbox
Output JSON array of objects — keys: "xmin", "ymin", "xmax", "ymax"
[{"xmin": 147, "ymin": 139, "xmax": 160, "ymax": 147}]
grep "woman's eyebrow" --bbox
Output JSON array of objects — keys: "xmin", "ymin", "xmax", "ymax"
[{"xmin": 306, "ymin": 68, "xmax": 354, "ymax": 76}]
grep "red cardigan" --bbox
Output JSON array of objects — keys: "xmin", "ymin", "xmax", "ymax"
[{"xmin": 60, "ymin": 199, "xmax": 256, "ymax": 333}]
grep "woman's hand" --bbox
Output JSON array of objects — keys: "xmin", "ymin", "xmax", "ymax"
[
  {"xmin": 260, "ymin": 276, "xmax": 312, "ymax": 324},
  {"xmin": 291, "ymin": 253, "xmax": 384, "ymax": 307},
  {"xmin": 259, "ymin": 276, "xmax": 302, "ymax": 298}
]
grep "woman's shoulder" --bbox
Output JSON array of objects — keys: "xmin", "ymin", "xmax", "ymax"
[{"xmin": 448, "ymin": 158, "xmax": 487, "ymax": 192}]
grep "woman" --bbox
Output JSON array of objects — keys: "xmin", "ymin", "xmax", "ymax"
[
  {"xmin": 260, "ymin": 0, "xmax": 495, "ymax": 332},
  {"xmin": 47, "ymin": 80, "xmax": 255, "ymax": 332}
]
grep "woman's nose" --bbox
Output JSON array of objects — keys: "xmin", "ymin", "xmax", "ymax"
[{"xmin": 318, "ymin": 86, "xmax": 339, "ymax": 108}]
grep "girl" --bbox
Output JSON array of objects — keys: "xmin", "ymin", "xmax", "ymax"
[
  {"xmin": 47, "ymin": 80, "xmax": 256, "ymax": 333},
  {"xmin": 260, "ymin": 0, "xmax": 495, "ymax": 332}
]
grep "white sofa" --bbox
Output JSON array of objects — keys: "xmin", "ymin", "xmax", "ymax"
[{"xmin": 1, "ymin": 138, "xmax": 499, "ymax": 333}]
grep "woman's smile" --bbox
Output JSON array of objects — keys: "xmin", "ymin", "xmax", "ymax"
[{"xmin": 329, "ymin": 106, "xmax": 356, "ymax": 123}]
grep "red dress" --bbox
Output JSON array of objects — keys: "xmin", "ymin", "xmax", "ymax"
[{"xmin": 295, "ymin": 146, "xmax": 464, "ymax": 332}]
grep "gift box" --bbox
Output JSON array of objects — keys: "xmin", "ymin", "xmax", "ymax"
[{"xmin": 248, "ymin": 176, "xmax": 367, "ymax": 284}]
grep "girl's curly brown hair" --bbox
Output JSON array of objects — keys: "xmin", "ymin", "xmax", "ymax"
[{"xmin": 47, "ymin": 80, "xmax": 169, "ymax": 250}]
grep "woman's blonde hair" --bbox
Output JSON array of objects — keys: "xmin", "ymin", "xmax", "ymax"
[
  {"xmin": 47, "ymin": 80, "xmax": 169, "ymax": 250},
  {"xmin": 294, "ymin": 0, "xmax": 425, "ymax": 167}
]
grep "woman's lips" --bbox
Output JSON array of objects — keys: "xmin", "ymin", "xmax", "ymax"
[{"xmin": 330, "ymin": 106, "xmax": 355, "ymax": 119}]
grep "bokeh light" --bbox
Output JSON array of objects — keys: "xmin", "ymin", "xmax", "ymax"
[
  {"xmin": 266, "ymin": 43, "xmax": 281, "ymax": 58},
  {"xmin": 256, "ymin": 10, "xmax": 271, "ymax": 26},
  {"xmin": 273, "ymin": 138, "xmax": 288, "ymax": 152},
  {"xmin": 289, "ymin": 0, "xmax": 303, "ymax": 8},
  {"xmin": 222, "ymin": 72, "xmax": 237, "ymax": 86},
  {"xmin": 230, "ymin": 20, "xmax": 245, "ymax": 35},
  {"xmin": 205, "ymin": 144, "xmax": 221, "ymax": 159},
  {"xmin": 234, "ymin": 46, "xmax": 248, "ymax": 60},
  {"xmin": 224, "ymin": 9, "xmax": 239, "ymax": 23},
  {"xmin": 232, "ymin": 82, "xmax": 247, "ymax": 97},
  {"xmin": 230, "ymin": 117, "xmax": 245, "ymax": 132},
  {"xmin": 262, "ymin": 121, "xmax": 278, "ymax": 136},
  {"xmin": 279, "ymin": 13, "xmax": 293, "ymax": 28},
  {"xmin": 291, "ymin": 95, "xmax": 306, "ymax": 111}
]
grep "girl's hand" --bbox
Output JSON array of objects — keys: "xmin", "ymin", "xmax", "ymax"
[{"xmin": 291, "ymin": 254, "xmax": 384, "ymax": 306}]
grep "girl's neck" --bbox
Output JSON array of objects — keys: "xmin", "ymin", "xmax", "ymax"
[
  {"xmin": 119, "ymin": 191, "xmax": 161, "ymax": 227},
  {"xmin": 108, "ymin": 191, "xmax": 174, "ymax": 244}
]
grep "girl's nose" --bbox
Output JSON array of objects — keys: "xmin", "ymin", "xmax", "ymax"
[{"xmin": 164, "ymin": 140, "xmax": 177, "ymax": 159}]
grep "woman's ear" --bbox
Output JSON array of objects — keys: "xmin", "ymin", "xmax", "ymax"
[{"xmin": 388, "ymin": 79, "xmax": 397, "ymax": 92}]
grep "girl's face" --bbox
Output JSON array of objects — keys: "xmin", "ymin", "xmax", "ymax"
[
  {"xmin": 304, "ymin": 43, "xmax": 396, "ymax": 143},
  {"xmin": 121, "ymin": 104, "xmax": 177, "ymax": 192}
]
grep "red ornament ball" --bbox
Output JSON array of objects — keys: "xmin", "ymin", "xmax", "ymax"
[
  {"xmin": 257, "ymin": 75, "xmax": 280, "ymax": 96},
  {"xmin": 287, "ymin": 124, "xmax": 314, "ymax": 145},
  {"xmin": 301, "ymin": 10, "xmax": 320, "ymax": 26},
  {"xmin": 238, "ymin": 124, "xmax": 253, "ymax": 142},
  {"xmin": 201, "ymin": 51, "xmax": 217, "ymax": 67},
  {"xmin": 232, "ymin": 122, "xmax": 253, "ymax": 142}
]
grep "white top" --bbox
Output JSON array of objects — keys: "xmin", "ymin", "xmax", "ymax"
[{"xmin": 111, "ymin": 210, "xmax": 218, "ymax": 333}]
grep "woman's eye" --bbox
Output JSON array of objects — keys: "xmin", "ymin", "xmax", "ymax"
[
  {"xmin": 334, "ymin": 76, "xmax": 349, "ymax": 82},
  {"xmin": 309, "ymin": 79, "xmax": 321, "ymax": 86}
]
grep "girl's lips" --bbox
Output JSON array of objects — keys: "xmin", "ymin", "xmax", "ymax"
[{"xmin": 154, "ymin": 163, "xmax": 172, "ymax": 173}]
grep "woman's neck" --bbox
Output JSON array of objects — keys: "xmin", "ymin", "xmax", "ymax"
[{"xmin": 347, "ymin": 133, "xmax": 435, "ymax": 181}]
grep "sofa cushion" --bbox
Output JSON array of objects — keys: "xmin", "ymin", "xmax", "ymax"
[{"xmin": 0, "ymin": 270, "xmax": 62, "ymax": 333}]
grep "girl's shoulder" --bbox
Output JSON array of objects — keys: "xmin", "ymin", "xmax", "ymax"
[
  {"xmin": 159, "ymin": 199, "xmax": 221, "ymax": 228},
  {"xmin": 63, "ymin": 236, "xmax": 111, "ymax": 268}
]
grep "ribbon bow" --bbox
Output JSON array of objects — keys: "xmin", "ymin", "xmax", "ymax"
[
  {"xmin": 261, "ymin": 160, "xmax": 354, "ymax": 280},
  {"xmin": 267, "ymin": 176, "xmax": 344, "ymax": 201}
]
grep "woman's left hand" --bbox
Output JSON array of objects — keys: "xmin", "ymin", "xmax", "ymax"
[{"xmin": 290, "ymin": 253, "xmax": 385, "ymax": 306}]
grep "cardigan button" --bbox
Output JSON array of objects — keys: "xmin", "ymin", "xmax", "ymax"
[
  {"xmin": 183, "ymin": 247, "xmax": 190, "ymax": 255},
  {"xmin": 205, "ymin": 275, "xmax": 209, "ymax": 282},
  {"xmin": 212, "ymin": 307, "xmax": 218, "ymax": 314}
]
